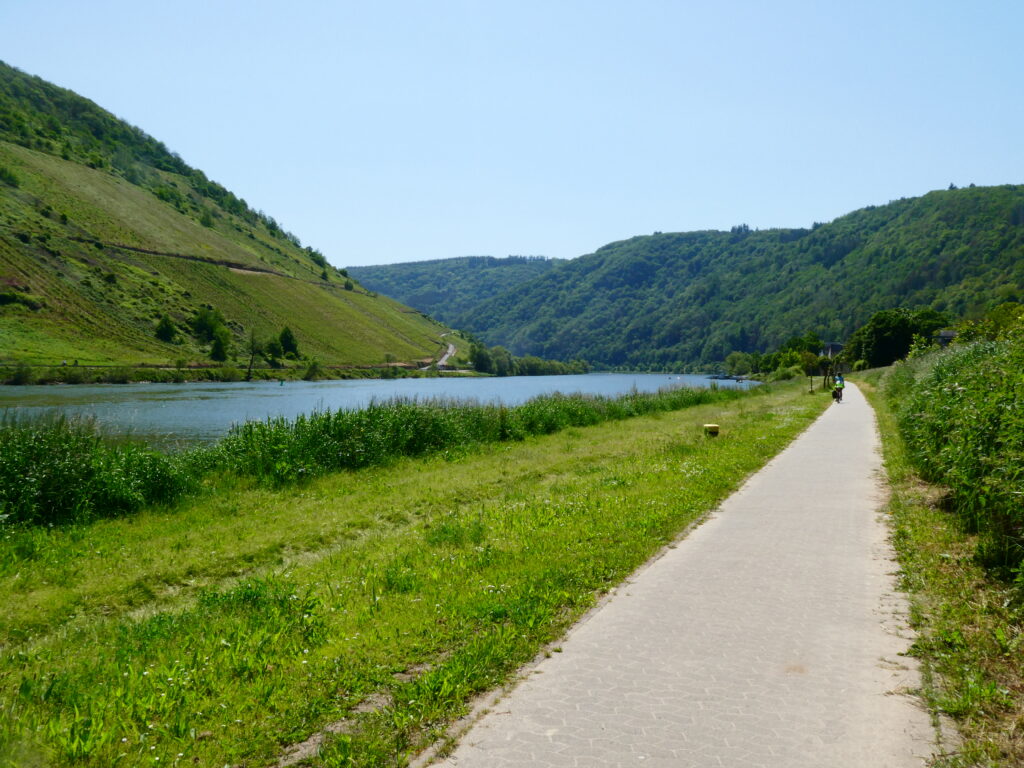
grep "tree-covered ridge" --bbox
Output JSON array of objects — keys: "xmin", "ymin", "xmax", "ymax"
[
  {"xmin": 348, "ymin": 255, "xmax": 562, "ymax": 325},
  {"xmin": 447, "ymin": 186, "xmax": 1024, "ymax": 369}
]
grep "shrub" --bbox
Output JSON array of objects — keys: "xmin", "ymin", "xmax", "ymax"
[
  {"xmin": 5, "ymin": 362, "xmax": 35, "ymax": 385},
  {"xmin": 0, "ymin": 165, "xmax": 18, "ymax": 187},
  {"xmin": 155, "ymin": 315, "xmax": 177, "ymax": 342},
  {"xmin": 0, "ymin": 414, "xmax": 195, "ymax": 525},
  {"xmin": 886, "ymin": 330, "xmax": 1024, "ymax": 576}
]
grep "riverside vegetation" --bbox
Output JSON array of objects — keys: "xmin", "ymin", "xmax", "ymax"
[
  {"xmin": 861, "ymin": 316, "xmax": 1024, "ymax": 766},
  {"xmin": 0, "ymin": 381, "xmax": 827, "ymax": 766}
]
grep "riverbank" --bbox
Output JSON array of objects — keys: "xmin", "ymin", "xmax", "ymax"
[
  {"xmin": 0, "ymin": 362, "xmax": 480, "ymax": 386},
  {"xmin": 0, "ymin": 380, "xmax": 827, "ymax": 766}
]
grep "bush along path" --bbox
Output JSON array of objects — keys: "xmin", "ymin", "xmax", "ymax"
[
  {"xmin": 426, "ymin": 382, "xmax": 938, "ymax": 768},
  {"xmin": 861, "ymin": 334, "xmax": 1024, "ymax": 766}
]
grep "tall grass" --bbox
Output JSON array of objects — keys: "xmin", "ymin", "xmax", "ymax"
[
  {"xmin": 215, "ymin": 387, "xmax": 743, "ymax": 485},
  {"xmin": 0, "ymin": 413, "xmax": 198, "ymax": 526},
  {"xmin": 883, "ymin": 329, "xmax": 1024, "ymax": 577},
  {"xmin": 0, "ymin": 385, "xmax": 750, "ymax": 526}
]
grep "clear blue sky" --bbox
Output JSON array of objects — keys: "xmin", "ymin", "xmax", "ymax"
[{"xmin": 3, "ymin": 1, "xmax": 1021, "ymax": 266}]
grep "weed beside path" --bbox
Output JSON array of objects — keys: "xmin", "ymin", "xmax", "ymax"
[
  {"xmin": 861, "ymin": 375, "xmax": 1023, "ymax": 767},
  {"xmin": 0, "ymin": 382, "xmax": 826, "ymax": 767}
]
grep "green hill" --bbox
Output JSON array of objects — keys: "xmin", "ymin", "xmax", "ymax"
[
  {"xmin": 348, "ymin": 255, "xmax": 563, "ymax": 326},
  {"xmin": 0, "ymin": 61, "xmax": 454, "ymax": 370},
  {"xmin": 377, "ymin": 186, "xmax": 1022, "ymax": 368}
]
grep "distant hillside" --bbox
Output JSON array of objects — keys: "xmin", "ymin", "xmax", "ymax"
[
  {"xmin": 446, "ymin": 186, "xmax": 1024, "ymax": 368},
  {"xmin": 347, "ymin": 255, "xmax": 562, "ymax": 325},
  {"xmin": 0, "ymin": 61, "xmax": 454, "ymax": 368}
]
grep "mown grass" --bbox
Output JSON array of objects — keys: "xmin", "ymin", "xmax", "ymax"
[
  {"xmin": 0, "ymin": 381, "xmax": 826, "ymax": 766},
  {"xmin": 860, "ymin": 372, "xmax": 1024, "ymax": 767}
]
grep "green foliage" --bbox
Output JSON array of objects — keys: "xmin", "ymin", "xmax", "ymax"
[
  {"xmin": 154, "ymin": 314, "xmax": 176, "ymax": 342},
  {"xmin": 215, "ymin": 386, "xmax": 742, "ymax": 485},
  {"xmin": 6, "ymin": 361, "xmax": 35, "ymax": 385},
  {"xmin": 0, "ymin": 384, "xmax": 754, "ymax": 529},
  {"xmin": 348, "ymin": 255, "xmax": 564, "ymax": 326},
  {"xmin": 209, "ymin": 325, "xmax": 231, "ymax": 362},
  {"xmin": 884, "ymin": 320, "xmax": 1024, "ymax": 577},
  {"xmin": 0, "ymin": 163, "xmax": 17, "ymax": 187},
  {"xmin": 0, "ymin": 414, "xmax": 196, "ymax": 525},
  {"xmin": 725, "ymin": 351, "xmax": 753, "ymax": 376},
  {"xmin": 361, "ymin": 187, "xmax": 1024, "ymax": 369},
  {"xmin": 0, "ymin": 291, "xmax": 43, "ymax": 310},
  {"xmin": 844, "ymin": 307, "xmax": 949, "ymax": 367},
  {"xmin": 278, "ymin": 326, "xmax": 298, "ymax": 357},
  {"xmin": 263, "ymin": 336, "xmax": 284, "ymax": 361},
  {"xmin": 189, "ymin": 306, "xmax": 226, "ymax": 342},
  {"xmin": 863, "ymin": 379, "xmax": 1024, "ymax": 762},
  {"xmin": 469, "ymin": 342, "xmax": 588, "ymax": 376}
]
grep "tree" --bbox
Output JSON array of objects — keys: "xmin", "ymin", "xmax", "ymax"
[
  {"xmin": 469, "ymin": 343, "xmax": 494, "ymax": 374},
  {"xmin": 191, "ymin": 306, "xmax": 227, "ymax": 342},
  {"xmin": 491, "ymin": 346, "xmax": 516, "ymax": 377},
  {"xmin": 844, "ymin": 308, "xmax": 948, "ymax": 367},
  {"xmin": 279, "ymin": 326, "xmax": 299, "ymax": 357},
  {"xmin": 155, "ymin": 315, "xmax": 177, "ymax": 342},
  {"xmin": 725, "ymin": 351, "xmax": 752, "ymax": 376},
  {"xmin": 245, "ymin": 329, "xmax": 263, "ymax": 379},
  {"xmin": 210, "ymin": 325, "xmax": 232, "ymax": 361},
  {"xmin": 265, "ymin": 337, "xmax": 284, "ymax": 362}
]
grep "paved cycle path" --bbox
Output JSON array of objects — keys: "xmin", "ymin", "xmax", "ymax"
[{"xmin": 429, "ymin": 383, "xmax": 936, "ymax": 767}]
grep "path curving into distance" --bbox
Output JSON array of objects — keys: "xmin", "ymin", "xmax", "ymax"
[{"xmin": 424, "ymin": 382, "xmax": 938, "ymax": 768}]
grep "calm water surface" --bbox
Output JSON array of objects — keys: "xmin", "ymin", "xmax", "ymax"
[{"xmin": 0, "ymin": 373, "xmax": 751, "ymax": 448}]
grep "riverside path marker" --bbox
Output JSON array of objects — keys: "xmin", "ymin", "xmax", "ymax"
[{"xmin": 425, "ymin": 383, "xmax": 938, "ymax": 767}]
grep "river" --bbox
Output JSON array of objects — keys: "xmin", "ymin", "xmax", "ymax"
[{"xmin": 0, "ymin": 373, "xmax": 753, "ymax": 448}]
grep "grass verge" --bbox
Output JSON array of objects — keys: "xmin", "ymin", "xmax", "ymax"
[
  {"xmin": 860, "ymin": 373, "xmax": 1023, "ymax": 767},
  {"xmin": 0, "ymin": 381, "xmax": 826, "ymax": 766}
]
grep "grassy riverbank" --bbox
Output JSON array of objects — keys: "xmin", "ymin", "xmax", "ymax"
[
  {"xmin": 2, "ymin": 386, "xmax": 744, "ymax": 526},
  {"xmin": 861, "ymin": 371, "xmax": 1023, "ymax": 767},
  {"xmin": 0, "ymin": 363, "xmax": 468, "ymax": 386},
  {"xmin": 0, "ymin": 381, "xmax": 827, "ymax": 767}
]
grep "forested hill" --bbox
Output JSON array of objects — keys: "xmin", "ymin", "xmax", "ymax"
[
  {"xmin": 348, "ymin": 255, "xmax": 562, "ymax": 325},
  {"xmin": 432, "ymin": 186, "xmax": 1022, "ymax": 368},
  {"xmin": 0, "ymin": 61, "xmax": 453, "ymax": 367}
]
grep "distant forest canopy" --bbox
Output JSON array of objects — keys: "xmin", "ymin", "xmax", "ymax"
[
  {"xmin": 348, "ymin": 255, "xmax": 562, "ymax": 326},
  {"xmin": 357, "ymin": 186, "xmax": 1024, "ymax": 370}
]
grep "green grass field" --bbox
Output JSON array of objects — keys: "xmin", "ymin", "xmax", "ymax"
[{"xmin": 0, "ymin": 381, "xmax": 827, "ymax": 767}]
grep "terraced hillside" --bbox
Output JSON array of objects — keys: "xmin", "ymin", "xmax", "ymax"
[{"xmin": 0, "ymin": 62, "xmax": 455, "ymax": 368}]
